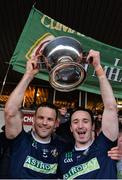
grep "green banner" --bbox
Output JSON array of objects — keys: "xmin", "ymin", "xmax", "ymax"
[{"xmin": 10, "ymin": 7, "xmax": 122, "ymax": 98}]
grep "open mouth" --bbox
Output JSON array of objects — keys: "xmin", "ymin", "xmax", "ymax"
[{"xmin": 78, "ymin": 131, "xmax": 86, "ymax": 135}]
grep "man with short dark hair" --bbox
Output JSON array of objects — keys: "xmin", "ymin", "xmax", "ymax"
[
  {"xmin": 4, "ymin": 56, "xmax": 68, "ymax": 179},
  {"xmin": 58, "ymin": 49, "xmax": 118, "ymax": 179}
]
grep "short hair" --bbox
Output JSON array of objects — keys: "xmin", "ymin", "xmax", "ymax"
[
  {"xmin": 35, "ymin": 102, "xmax": 59, "ymax": 119},
  {"xmin": 70, "ymin": 107, "xmax": 94, "ymax": 125}
]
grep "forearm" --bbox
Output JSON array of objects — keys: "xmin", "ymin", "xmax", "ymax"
[
  {"xmin": 96, "ymin": 65, "xmax": 117, "ymax": 109},
  {"xmin": 5, "ymin": 73, "xmax": 34, "ymax": 115},
  {"xmin": 96, "ymin": 65, "xmax": 118, "ymax": 140},
  {"xmin": 5, "ymin": 56, "xmax": 40, "ymax": 138}
]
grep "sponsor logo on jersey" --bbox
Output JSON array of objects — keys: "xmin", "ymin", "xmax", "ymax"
[
  {"xmin": 63, "ymin": 157, "xmax": 100, "ymax": 179},
  {"xmin": 23, "ymin": 155, "xmax": 57, "ymax": 174}
]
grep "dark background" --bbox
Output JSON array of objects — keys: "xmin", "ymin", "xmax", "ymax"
[{"xmin": 0, "ymin": 0, "xmax": 122, "ymax": 91}]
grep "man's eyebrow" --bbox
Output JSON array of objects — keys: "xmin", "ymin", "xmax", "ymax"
[
  {"xmin": 72, "ymin": 118, "xmax": 79, "ymax": 121},
  {"xmin": 72, "ymin": 118, "xmax": 89, "ymax": 121},
  {"xmin": 83, "ymin": 118, "xmax": 89, "ymax": 120},
  {"xmin": 37, "ymin": 115, "xmax": 43, "ymax": 117}
]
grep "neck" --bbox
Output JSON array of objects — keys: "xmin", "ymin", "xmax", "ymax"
[
  {"xmin": 75, "ymin": 138, "xmax": 94, "ymax": 151},
  {"xmin": 31, "ymin": 131, "xmax": 51, "ymax": 144}
]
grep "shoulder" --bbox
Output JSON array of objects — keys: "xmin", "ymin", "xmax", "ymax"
[
  {"xmin": 9, "ymin": 129, "xmax": 32, "ymax": 146},
  {"xmin": 94, "ymin": 132, "xmax": 117, "ymax": 150}
]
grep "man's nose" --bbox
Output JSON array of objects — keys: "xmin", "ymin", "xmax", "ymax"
[
  {"xmin": 42, "ymin": 118, "xmax": 48, "ymax": 125},
  {"xmin": 78, "ymin": 121, "xmax": 83, "ymax": 128}
]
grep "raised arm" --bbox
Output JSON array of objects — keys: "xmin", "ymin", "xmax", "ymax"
[
  {"xmin": 4, "ymin": 56, "xmax": 40, "ymax": 139},
  {"xmin": 87, "ymin": 50, "xmax": 118, "ymax": 141}
]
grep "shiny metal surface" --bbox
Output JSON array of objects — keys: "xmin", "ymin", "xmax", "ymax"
[{"xmin": 42, "ymin": 36, "xmax": 86, "ymax": 92}]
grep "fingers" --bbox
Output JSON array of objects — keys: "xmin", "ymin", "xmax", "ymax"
[
  {"xmin": 32, "ymin": 62, "xmax": 40, "ymax": 70},
  {"xmin": 87, "ymin": 49, "xmax": 100, "ymax": 59},
  {"xmin": 108, "ymin": 146, "xmax": 122, "ymax": 160},
  {"xmin": 86, "ymin": 49, "xmax": 101, "ymax": 69},
  {"xmin": 26, "ymin": 55, "xmax": 41, "ymax": 76},
  {"xmin": 108, "ymin": 152, "xmax": 120, "ymax": 160},
  {"xmin": 108, "ymin": 154, "xmax": 122, "ymax": 160},
  {"xmin": 30, "ymin": 55, "xmax": 41, "ymax": 70}
]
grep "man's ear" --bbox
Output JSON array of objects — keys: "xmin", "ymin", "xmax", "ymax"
[
  {"xmin": 92, "ymin": 123, "xmax": 95, "ymax": 131},
  {"xmin": 53, "ymin": 119, "xmax": 59, "ymax": 133},
  {"xmin": 55, "ymin": 119, "xmax": 60, "ymax": 128},
  {"xmin": 70, "ymin": 125, "xmax": 73, "ymax": 133},
  {"xmin": 32, "ymin": 115, "xmax": 35, "ymax": 131}
]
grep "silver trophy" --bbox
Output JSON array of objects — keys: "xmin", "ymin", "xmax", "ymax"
[{"xmin": 41, "ymin": 36, "xmax": 88, "ymax": 92}]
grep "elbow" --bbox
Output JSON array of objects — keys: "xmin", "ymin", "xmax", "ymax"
[
  {"xmin": 5, "ymin": 106, "xmax": 12, "ymax": 117},
  {"xmin": 4, "ymin": 104, "xmax": 17, "ymax": 118},
  {"xmin": 109, "ymin": 103, "xmax": 117, "ymax": 111},
  {"xmin": 105, "ymin": 101, "xmax": 117, "ymax": 111}
]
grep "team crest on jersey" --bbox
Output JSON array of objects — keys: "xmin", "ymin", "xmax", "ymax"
[
  {"xmin": 42, "ymin": 149, "xmax": 49, "ymax": 158},
  {"xmin": 32, "ymin": 140, "xmax": 37, "ymax": 149},
  {"xmin": 64, "ymin": 152, "xmax": 73, "ymax": 163},
  {"xmin": 51, "ymin": 148, "xmax": 58, "ymax": 157}
]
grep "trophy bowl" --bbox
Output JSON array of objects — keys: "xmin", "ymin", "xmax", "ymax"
[{"xmin": 42, "ymin": 36, "xmax": 86, "ymax": 92}]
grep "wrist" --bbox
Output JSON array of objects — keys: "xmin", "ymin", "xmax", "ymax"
[
  {"xmin": 95, "ymin": 65, "xmax": 105, "ymax": 77},
  {"xmin": 23, "ymin": 72, "xmax": 34, "ymax": 81}
]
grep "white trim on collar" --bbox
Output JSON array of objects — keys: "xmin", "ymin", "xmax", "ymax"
[
  {"xmin": 31, "ymin": 131, "xmax": 51, "ymax": 144},
  {"xmin": 75, "ymin": 140, "xmax": 94, "ymax": 151}
]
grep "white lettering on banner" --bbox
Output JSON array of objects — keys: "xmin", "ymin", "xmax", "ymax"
[
  {"xmin": 24, "ymin": 116, "xmax": 33, "ymax": 122},
  {"xmin": 92, "ymin": 58, "xmax": 122, "ymax": 83},
  {"xmin": 104, "ymin": 67, "xmax": 121, "ymax": 81},
  {"xmin": 23, "ymin": 113, "xmax": 34, "ymax": 125},
  {"xmin": 114, "ymin": 58, "xmax": 120, "ymax": 66}
]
